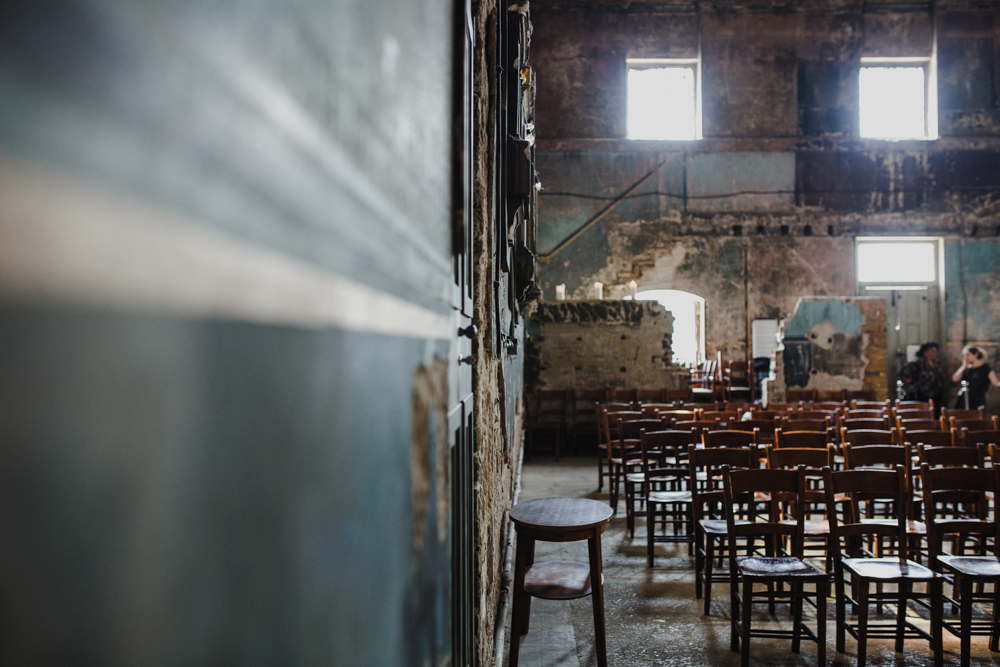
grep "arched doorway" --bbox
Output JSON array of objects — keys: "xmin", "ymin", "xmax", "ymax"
[{"xmin": 634, "ymin": 289, "xmax": 705, "ymax": 365}]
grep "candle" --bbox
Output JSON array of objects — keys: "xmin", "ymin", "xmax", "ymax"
[
  {"xmin": 594, "ymin": 282, "xmax": 603, "ymax": 300},
  {"xmin": 555, "ymin": 284, "xmax": 566, "ymax": 301},
  {"xmin": 629, "ymin": 280, "xmax": 637, "ymax": 298}
]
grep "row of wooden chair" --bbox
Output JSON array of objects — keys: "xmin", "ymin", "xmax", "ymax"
[{"xmin": 632, "ymin": 433, "xmax": 1000, "ymax": 667}]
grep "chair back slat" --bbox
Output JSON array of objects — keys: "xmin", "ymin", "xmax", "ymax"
[{"xmin": 703, "ymin": 429, "xmax": 756, "ymax": 448}]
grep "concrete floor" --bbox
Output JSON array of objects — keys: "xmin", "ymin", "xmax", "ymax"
[{"xmin": 502, "ymin": 457, "xmax": 1000, "ymax": 667}]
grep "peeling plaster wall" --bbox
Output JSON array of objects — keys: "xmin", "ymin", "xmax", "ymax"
[
  {"xmin": 532, "ymin": 1, "xmax": 1000, "ymax": 405},
  {"xmin": 527, "ymin": 300, "xmax": 688, "ymax": 393}
]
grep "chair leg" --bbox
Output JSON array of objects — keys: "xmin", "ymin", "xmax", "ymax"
[
  {"xmin": 931, "ymin": 577, "xmax": 943, "ymax": 667},
  {"xmin": 960, "ymin": 576, "xmax": 974, "ymax": 667},
  {"xmin": 741, "ymin": 578, "xmax": 753, "ymax": 667},
  {"xmin": 792, "ymin": 581, "xmax": 803, "ymax": 654},
  {"xmin": 816, "ymin": 579, "xmax": 827, "ymax": 667},
  {"xmin": 895, "ymin": 580, "xmax": 909, "ymax": 654},
  {"xmin": 835, "ymin": 571, "xmax": 847, "ymax": 654},
  {"xmin": 625, "ymin": 478, "xmax": 635, "ymax": 537},
  {"xmin": 597, "ymin": 449, "xmax": 605, "ymax": 492},
  {"xmin": 857, "ymin": 581, "xmax": 870, "ymax": 667},
  {"xmin": 705, "ymin": 536, "xmax": 716, "ymax": 615},
  {"xmin": 647, "ymin": 501, "xmax": 656, "ymax": 567},
  {"xmin": 991, "ymin": 582, "xmax": 1000, "ymax": 653},
  {"xmin": 730, "ymin": 567, "xmax": 740, "ymax": 652}
]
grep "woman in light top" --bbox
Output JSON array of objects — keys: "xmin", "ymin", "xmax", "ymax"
[{"xmin": 951, "ymin": 345, "xmax": 1000, "ymax": 409}]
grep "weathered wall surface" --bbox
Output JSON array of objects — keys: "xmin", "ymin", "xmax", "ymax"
[
  {"xmin": 526, "ymin": 300, "xmax": 688, "ymax": 393},
  {"xmin": 531, "ymin": 1, "xmax": 1000, "ymax": 406},
  {"xmin": 0, "ymin": 1, "xmax": 460, "ymax": 666}
]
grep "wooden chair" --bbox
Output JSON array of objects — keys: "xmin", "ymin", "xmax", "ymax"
[
  {"xmin": 527, "ymin": 390, "xmax": 568, "ymax": 460},
  {"xmin": 639, "ymin": 403, "xmax": 676, "ymax": 416},
  {"xmin": 704, "ymin": 429, "xmax": 757, "ymax": 449},
  {"xmin": 626, "ymin": 429, "xmax": 695, "ymax": 539},
  {"xmin": 841, "ymin": 417, "xmax": 890, "ymax": 432},
  {"xmin": 923, "ymin": 462, "xmax": 1000, "ymax": 667},
  {"xmin": 724, "ymin": 360, "xmax": 752, "ymax": 401},
  {"xmin": 779, "ymin": 417, "xmax": 831, "ymax": 433},
  {"xmin": 812, "ymin": 400, "xmax": 847, "ymax": 411},
  {"xmin": 596, "ymin": 405, "xmax": 636, "ymax": 491},
  {"xmin": 723, "ymin": 466, "xmax": 828, "ymax": 667},
  {"xmin": 844, "ymin": 409, "xmax": 889, "ymax": 421},
  {"xmin": 766, "ymin": 445, "xmax": 835, "ymax": 569},
  {"xmin": 894, "ymin": 408, "xmax": 935, "ymax": 423},
  {"xmin": 740, "ymin": 418, "xmax": 777, "ymax": 446},
  {"xmin": 641, "ymin": 431, "xmax": 694, "ymax": 564},
  {"xmin": 823, "ymin": 466, "xmax": 943, "ymax": 667},
  {"xmin": 853, "ymin": 400, "xmax": 889, "ymax": 410},
  {"xmin": 688, "ymin": 445, "xmax": 755, "ymax": 615},
  {"xmin": 777, "ymin": 429, "xmax": 829, "ymax": 449},
  {"xmin": 609, "ymin": 417, "xmax": 664, "ymax": 512},
  {"xmin": 917, "ymin": 444, "xmax": 983, "ymax": 469}
]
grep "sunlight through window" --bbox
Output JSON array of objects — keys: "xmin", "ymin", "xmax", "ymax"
[
  {"xmin": 857, "ymin": 242, "xmax": 936, "ymax": 283},
  {"xmin": 635, "ymin": 289, "xmax": 704, "ymax": 364},
  {"xmin": 627, "ymin": 64, "xmax": 698, "ymax": 140},
  {"xmin": 859, "ymin": 66, "xmax": 927, "ymax": 139}
]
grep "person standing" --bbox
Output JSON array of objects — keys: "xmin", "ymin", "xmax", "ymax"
[
  {"xmin": 951, "ymin": 345, "xmax": 1000, "ymax": 409},
  {"xmin": 899, "ymin": 341, "xmax": 946, "ymax": 409}
]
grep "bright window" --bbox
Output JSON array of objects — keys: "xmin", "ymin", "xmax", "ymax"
[
  {"xmin": 627, "ymin": 59, "xmax": 700, "ymax": 140},
  {"xmin": 857, "ymin": 242, "xmax": 936, "ymax": 283},
  {"xmin": 634, "ymin": 289, "xmax": 704, "ymax": 364},
  {"xmin": 859, "ymin": 58, "xmax": 937, "ymax": 140}
]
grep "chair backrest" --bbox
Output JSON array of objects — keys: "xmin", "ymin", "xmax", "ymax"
[
  {"xmin": 922, "ymin": 463, "xmax": 1000, "ymax": 566},
  {"xmin": 703, "ymin": 429, "xmax": 757, "ymax": 449},
  {"xmin": 894, "ymin": 408, "xmax": 934, "ymax": 422},
  {"xmin": 844, "ymin": 409, "xmax": 887, "ymax": 420},
  {"xmin": 535, "ymin": 390, "xmax": 568, "ymax": 422},
  {"xmin": 640, "ymin": 404, "xmax": 678, "ymax": 417},
  {"xmin": 670, "ymin": 419, "xmax": 711, "ymax": 434},
  {"xmin": 617, "ymin": 418, "xmax": 666, "ymax": 443},
  {"xmin": 852, "ymin": 400, "xmax": 889, "ymax": 410},
  {"xmin": 767, "ymin": 445, "xmax": 834, "ymax": 470},
  {"xmin": 779, "ymin": 418, "xmax": 830, "ymax": 433},
  {"xmin": 824, "ymin": 466, "xmax": 908, "ymax": 561},
  {"xmin": 602, "ymin": 409, "xmax": 641, "ymax": 444},
  {"xmin": 952, "ymin": 417, "xmax": 999, "ymax": 432},
  {"xmin": 641, "ymin": 429, "xmax": 701, "ymax": 456},
  {"xmin": 749, "ymin": 410, "xmax": 781, "ymax": 420},
  {"xmin": 634, "ymin": 389, "xmax": 666, "ymax": 404},
  {"xmin": 917, "ymin": 444, "xmax": 983, "ymax": 468},
  {"xmin": 841, "ymin": 428, "xmax": 896, "ymax": 447},
  {"xmin": 796, "ymin": 409, "xmax": 838, "ymax": 421},
  {"xmin": 654, "ymin": 409, "xmax": 696, "ymax": 420},
  {"xmin": 741, "ymin": 419, "xmax": 778, "ymax": 438},
  {"xmin": 572, "ymin": 389, "xmax": 604, "ymax": 424},
  {"xmin": 962, "ymin": 428, "xmax": 1000, "ymax": 447},
  {"xmin": 700, "ymin": 410, "xmax": 740, "ymax": 422},
  {"xmin": 776, "ymin": 429, "xmax": 829, "ymax": 449},
  {"xmin": 688, "ymin": 445, "xmax": 754, "ymax": 523},
  {"xmin": 841, "ymin": 417, "xmax": 889, "ymax": 431},
  {"xmin": 843, "ymin": 443, "xmax": 910, "ymax": 469},
  {"xmin": 722, "ymin": 467, "xmax": 805, "ymax": 556},
  {"xmin": 896, "ymin": 400, "xmax": 933, "ymax": 410},
  {"xmin": 899, "ymin": 428, "xmax": 954, "ymax": 448},
  {"xmin": 943, "ymin": 408, "xmax": 985, "ymax": 421},
  {"xmin": 767, "ymin": 402, "xmax": 801, "ymax": 412},
  {"xmin": 811, "ymin": 400, "xmax": 846, "ymax": 411},
  {"xmin": 897, "ymin": 418, "xmax": 943, "ymax": 432}
]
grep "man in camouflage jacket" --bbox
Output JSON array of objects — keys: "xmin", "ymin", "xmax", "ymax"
[{"xmin": 899, "ymin": 341, "xmax": 945, "ymax": 408}]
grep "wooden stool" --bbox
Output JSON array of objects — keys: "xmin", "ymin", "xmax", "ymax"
[{"xmin": 508, "ymin": 497, "xmax": 613, "ymax": 667}]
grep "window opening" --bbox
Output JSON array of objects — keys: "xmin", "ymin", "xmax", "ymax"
[
  {"xmin": 627, "ymin": 58, "xmax": 701, "ymax": 141},
  {"xmin": 860, "ymin": 57, "xmax": 938, "ymax": 140},
  {"xmin": 634, "ymin": 289, "xmax": 704, "ymax": 365},
  {"xmin": 856, "ymin": 241, "xmax": 937, "ymax": 284}
]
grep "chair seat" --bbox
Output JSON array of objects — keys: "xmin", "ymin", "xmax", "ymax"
[
  {"xmin": 939, "ymin": 555, "xmax": 1000, "ymax": 579},
  {"xmin": 779, "ymin": 518, "xmax": 829, "ymax": 535},
  {"xmin": 700, "ymin": 518, "xmax": 728, "ymax": 535},
  {"xmin": 843, "ymin": 557, "xmax": 939, "ymax": 581},
  {"xmin": 648, "ymin": 490, "xmax": 692, "ymax": 504},
  {"xmin": 860, "ymin": 518, "xmax": 926, "ymax": 535},
  {"xmin": 626, "ymin": 472, "xmax": 644, "ymax": 483},
  {"xmin": 737, "ymin": 556, "xmax": 827, "ymax": 579},
  {"xmin": 523, "ymin": 560, "xmax": 593, "ymax": 600}
]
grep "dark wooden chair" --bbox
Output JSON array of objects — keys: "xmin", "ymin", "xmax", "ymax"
[
  {"xmin": 952, "ymin": 416, "xmax": 1000, "ymax": 434},
  {"xmin": 740, "ymin": 418, "xmax": 778, "ymax": 446},
  {"xmin": 570, "ymin": 389, "xmax": 603, "ymax": 452},
  {"xmin": 962, "ymin": 427, "xmax": 1000, "ymax": 449},
  {"xmin": 923, "ymin": 462, "xmax": 1000, "ymax": 667},
  {"xmin": 701, "ymin": 410, "xmax": 741, "ymax": 423},
  {"xmin": 779, "ymin": 417, "xmax": 831, "ymax": 433},
  {"xmin": 823, "ymin": 466, "xmax": 943, "ymax": 667},
  {"xmin": 897, "ymin": 418, "xmax": 944, "ymax": 432},
  {"xmin": 853, "ymin": 400, "xmax": 889, "ymax": 410},
  {"xmin": 724, "ymin": 360, "xmax": 752, "ymax": 401},
  {"xmin": 723, "ymin": 466, "xmax": 828, "ymax": 667},
  {"xmin": 624, "ymin": 428, "xmax": 694, "ymax": 538},
  {"xmin": 609, "ymin": 417, "xmax": 665, "ymax": 512},
  {"xmin": 844, "ymin": 409, "xmax": 889, "ymax": 421},
  {"xmin": 894, "ymin": 408, "xmax": 935, "ymax": 423},
  {"xmin": 749, "ymin": 410, "xmax": 782, "ymax": 420},
  {"xmin": 527, "ymin": 390, "xmax": 568, "ymax": 460},
  {"xmin": 634, "ymin": 388, "xmax": 665, "ymax": 404},
  {"xmin": 595, "ymin": 404, "xmax": 634, "ymax": 491},
  {"xmin": 777, "ymin": 429, "xmax": 829, "ymax": 449},
  {"xmin": 841, "ymin": 417, "xmax": 890, "ymax": 432},
  {"xmin": 639, "ymin": 403, "xmax": 676, "ymax": 417},
  {"xmin": 641, "ymin": 431, "xmax": 694, "ymax": 564},
  {"xmin": 688, "ymin": 445, "xmax": 755, "ymax": 614},
  {"xmin": 897, "ymin": 400, "xmax": 934, "ymax": 411}
]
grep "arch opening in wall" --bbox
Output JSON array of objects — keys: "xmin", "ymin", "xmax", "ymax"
[{"xmin": 633, "ymin": 289, "xmax": 705, "ymax": 366}]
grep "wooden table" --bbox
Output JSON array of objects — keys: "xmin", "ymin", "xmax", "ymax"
[{"xmin": 508, "ymin": 497, "xmax": 614, "ymax": 667}]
